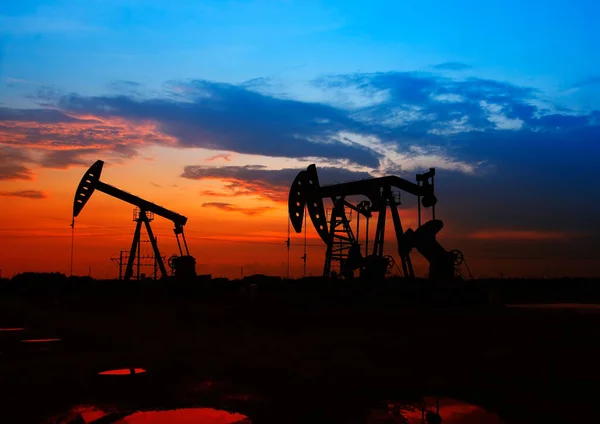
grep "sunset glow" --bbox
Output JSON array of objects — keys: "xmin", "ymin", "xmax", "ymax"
[{"xmin": 1, "ymin": 0, "xmax": 598, "ymax": 279}]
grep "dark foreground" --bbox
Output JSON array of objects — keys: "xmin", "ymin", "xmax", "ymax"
[{"xmin": 1, "ymin": 276, "xmax": 599, "ymax": 423}]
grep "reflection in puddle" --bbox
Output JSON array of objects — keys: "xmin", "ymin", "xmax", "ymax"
[
  {"xmin": 46, "ymin": 405, "xmax": 250, "ymax": 424},
  {"xmin": 98, "ymin": 368, "xmax": 147, "ymax": 375},
  {"xmin": 367, "ymin": 397, "xmax": 504, "ymax": 424},
  {"xmin": 0, "ymin": 328, "xmax": 25, "ymax": 332},
  {"xmin": 115, "ymin": 408, "xmax": 250, "ymax": 423},
  {"xmin": 21, "ymin": 338, "xmax": 61, "ymax": 343}
]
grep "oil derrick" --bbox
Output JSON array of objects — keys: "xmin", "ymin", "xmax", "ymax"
[
  {"xmin": 110, "ymin": 208, "xmax": 167, "ymax": 280},
  {"xmin": 72, "ymin": 160, "xmax": 196, "ymax": 281},
  {"xmin": 288, "ymin": 164, "xmax": 467, "ymax": 281}
]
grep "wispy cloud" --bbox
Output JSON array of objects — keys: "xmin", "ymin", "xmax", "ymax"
[
  {"xmin": 432, "ymin": 62, "xmax": 472, "ymax": 71},
  {"xmin": 202, "ymin": 202, "xmax": 273, "ymax": 215},
  {"xmin": 0, "ymin": 190, "xmax": 48, "ymax": 199},
  {"xmin": 0, "ymin": 147, "xmax": 34, "ymax": 180},
  {"xmin": 205, "ymin": 153, "xmax": 233, "ymax": 162},
  {"xmin": 184, "ymin": 165, "xmax": 373, "ymax": 202}
]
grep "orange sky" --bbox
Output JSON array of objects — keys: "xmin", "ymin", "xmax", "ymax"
[{"xmin": 1, "ymin": 120, "xmax": 598, "ymax": 280}]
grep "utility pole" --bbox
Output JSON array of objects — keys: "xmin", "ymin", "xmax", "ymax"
[
  {"xmin": 119, "ymin": 251, "xmax": 123, "ymax": 280},
  {"xmin": 286, "ymin": 220, "xmax": 291, "ymax": 279},
  {"xmin": 302, "ymin": 206, "xmax": 307, "ymax": 277}
]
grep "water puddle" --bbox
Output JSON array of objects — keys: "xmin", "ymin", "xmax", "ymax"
[
  {"xmin": 21, "ymin": 338, "xmax": 61, "ymax": 343},
  {"xmin": 98, "ymin": 368, "xmax": 147, "ymax": 375},
  {"xmin": 45, "ymin": 405, "xmax": 251, "ymax": 424},
  {"xmin": 366, "ymin": 397, "xmax": 504, "ymax": 424},
  {"xmin": 0, "ymin": 327, "xmax": 25, "ymax": 332}
]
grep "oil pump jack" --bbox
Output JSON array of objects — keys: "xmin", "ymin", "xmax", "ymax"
[
  {"xmin": 288, "ymin": 164, "xmax": 466, "ymax": 281},
  {"xmin": 72, "ymin": 160, "xmax": 196, "ymax": 280}
]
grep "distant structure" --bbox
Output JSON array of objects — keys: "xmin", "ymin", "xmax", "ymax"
[
  {"xmin": 72, "ymin": 160, "xmax": 196, "ymax": 280},
  {"xmin": 288, "ymin": 164, "xmax": 469, "ymax": 280}
]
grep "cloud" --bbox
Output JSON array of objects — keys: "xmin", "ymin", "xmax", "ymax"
[
  {"xmin": 5, "ymin": 71, "xmax": 581, "ymax": 176},
  {"xmin": 0, "ymin": 146, "xmax": 34, "ymax": 180},
  {"xmin": 56, "ymin": 81, "xmax": 382, "ymax": 168},
  {"xmin": 0, "ymin": 164, "xmax": 33, "ymax": 181},
  {"xmin": 183, "ymin": 165, "xmax": 374, "ymax": 202},
  {"xmin": 0, "ymin": 190, "xmax": 48, "ymax": 199},
  {"xmin": 0, "ymin": 107, "xmax": 177, "ymax": 169},
  {"xmin": 432, "ymin": 62, "xmax": 472, "ymax": 71},
  {"xmin": 201, "ymin": 202, "xmax": 273, "ymax": 215},
  {"xmin": 205, "ymin": 153, "xmax": 233, "ymax": 162},
  {"xmin": 1, "ymin": 71, "xmax": 599, "ymax": 242}
]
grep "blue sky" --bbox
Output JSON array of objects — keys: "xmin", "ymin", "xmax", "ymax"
[
  {"xmin": 2, "ymin": 0, "xmax": 599, "ymax": 109},
  {"xmin": 1, "ymin": 0, "xmax": 600, "ymax": 277}
]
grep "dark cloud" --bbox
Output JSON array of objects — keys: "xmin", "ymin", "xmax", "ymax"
[
  {"xmin": 0, "ymin": 106, "xmax": 84, "ymax": 124},
  {"xmin": 0, "ymin": 147, "xmax": 34, "ymax": 180},
  {"xmin": 37, "ymin": 148, "xmax": 103, "ymax": 169},
  {"xmin": 56, "ymin": 80, "xmax": 382, "ymax": 168},
  {"xmin": 432, "ymin": 62, "xmax": 472, "ymax": 71},
  {"xmin": 1, "ymin": 71, "xmax": 599, "ymax": 246},
  {"xmin": 27, "ymin": 85, "xmax": 65, "ymax": 106},
  {"xmin": 317, "ymin": 71, "xmax": 542, "ymax": 136},
  {"xmin": 202, "ymin": 202, "xmax": 273, "ymax": 215},
  {"xmin": 3, "ymin": 72, "xmax": 597, "ymax": 176},
  {"xmin": 0, "ymin": 164, "xmax": 33, "ymax": 180},
  {"xmin": 0, "ymin": 190, "xmax": 47, "ymax": 199},
  {"xmin": 108, "ymin": 80, "xmax": 145, "ymax": 96},
  {"xmin": 183, "ymin": 165, "xmax": 373, "ymax": 202}
]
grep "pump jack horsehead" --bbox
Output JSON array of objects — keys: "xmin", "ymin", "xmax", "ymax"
[{"xmin": 288, "ymin": 164, "xmax": 468, "ymax": 281}]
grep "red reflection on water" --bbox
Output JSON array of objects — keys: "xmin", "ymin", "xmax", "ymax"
[
  {"xmin": 0, "ymin": 327, "xmax": 25, "ymax": 331},
  {"xmin": 21, "ymin": 338, "xmax": 61, "ymax": 343},
  {"xmin": 115, "ymin": 408, "xmax": 250, "ymax": 423},
  {"xmin": 98, "ymin": 368, "xmax": 147, "ymax": 375},
  {"xmin": 45, "ymin": 406, "xmax": 249, "ymax": 424}
]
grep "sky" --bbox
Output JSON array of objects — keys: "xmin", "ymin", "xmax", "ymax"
[{"xmin": 1, "ymin": 0, "xmax": 599, "ymax": 279}]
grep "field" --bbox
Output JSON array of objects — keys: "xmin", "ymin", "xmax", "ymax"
[{"xmin": 1, "ymin": 275, "xmax": 599, "ymax": 423}]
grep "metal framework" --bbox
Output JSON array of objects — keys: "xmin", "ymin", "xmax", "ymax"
[
  {"xmin": 288, "ymin": 164, "xmax": 467, "ymax": 281},
  {"xmin": 72, "ymin": 160, "xmax": 196, "ymax": 280}
]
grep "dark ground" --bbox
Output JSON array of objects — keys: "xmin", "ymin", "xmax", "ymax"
[{"xmin": 1, "ymin": 275, "xmax": 599, "ymax": 423}]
